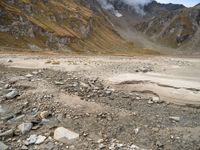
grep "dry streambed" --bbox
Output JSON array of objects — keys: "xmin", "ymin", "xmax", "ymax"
[{"xmin": 0, "ymin": 54, "xmax": 200, "ymax": 150}]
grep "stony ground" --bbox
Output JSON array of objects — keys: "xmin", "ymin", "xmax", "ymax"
[{"xmin": 0, "ymin": 54, "xmax": 200, "ymax": 150}]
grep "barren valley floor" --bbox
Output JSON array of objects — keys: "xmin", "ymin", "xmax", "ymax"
[{"xmin": 0, "ymin": 53, "xmax": 200, "ymax": 149}]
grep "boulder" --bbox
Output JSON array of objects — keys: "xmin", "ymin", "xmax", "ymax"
[
  {"xmin": 5, "ymin": 90, "xmax": 18, "ymax": 99},
  {"xmin": 18, "ymin": 123, "xmax": 33, "ymax": 134},
  {"xmin": 35, "ymin": 135, "xmax": 46, "ymax": 144},
  {"xmin": 25, "ymin": 134, "xmax": 37, "ymax": 145},
  {"xmin": 54, "ymin": 127, "xmax": 79, "ymax": 144},
  {"xmin": 0, "ymin": 142, "xmax": 8, "ymax": 150}
]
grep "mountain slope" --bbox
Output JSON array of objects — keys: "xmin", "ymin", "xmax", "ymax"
[
  {"xmin": 135, "ymin": 6, "xmax": 200, "ymax": 51},
  {"xmin": 0, "ymin": 0, "xmax": 156, "ymax": 55},
  {"xmin": 101, "ymin": 0, "xmax": 200, "ymax": 53}
]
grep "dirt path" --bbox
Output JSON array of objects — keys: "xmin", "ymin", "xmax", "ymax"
[{"xmin": 0, "ymin": 54, "xmax": 200, "ymax": 150}]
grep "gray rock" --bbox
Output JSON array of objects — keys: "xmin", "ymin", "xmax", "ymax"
[
  {"xmin": 25, "ymin": 134, "xmax": 37, "ymax": 145},
  {"xmin": 99, "ymin": 143, "xmax": 106, "ymax": 149},
  {"xmin": 0, "ymin": 105, "xmax": 5, "ymax": 113},
  {"xmin": 8, "ymin": 114, "xmax": 25, "ymax": 123},
  {"xmin": 18, "ymin": 123, "xmax": 33, "ymax": 134},
  {"xmin": 4, "ymin": 84, "xmax": 10, "ymax": 89},
  {"xmin": 0, "ymin": 142, "xmax": 8, "ymax": 150},
  {"xmin": 54, "ymin": 127, "xmax": 79, "ymax": 144},
  {"xmin": 0, "ymin": 129, "xmax": 14, "ymax": 138},
  {"xmin": 35, "ymin": 135, "xmax": 46, "ymax": 144},
  {"xmin": 55, "ymin": 81, "xmax": 64, "ymax": 85},
  {"xmin": 21, "ymin": 145, "xmax": 28, "ymax": 150},
  {"xmin": 32, "ymin": 71, "xmax": 38, "ymax": 75},
  {"xmin": 134, "ymin": 127, "xmax": 140, "ymax": 135},
  {"xmin": 169, "ymin": 116, "xmax": 180, "ymax": 122},
  {"xmin": 152, "ymin": 96, "xmax": 160, "ymax": 103},
  {"xmin": 5, "ymin": 90, "xmax": 19, "ymax": 99},
  {"xmin": 25, "ymin": 74, "xmax": 33, "ymax": 78},
  {"xmin": 7, "ymin": 59, "xmax": 13, "ymax": 63}
]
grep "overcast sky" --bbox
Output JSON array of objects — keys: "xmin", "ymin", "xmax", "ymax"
[{"xmin": 157, "ymin": 0, "xmax": 200, "ymax": 7}]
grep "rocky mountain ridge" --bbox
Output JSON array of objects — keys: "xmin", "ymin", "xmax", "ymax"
[
  {"xmin": 0, "ymin": 0, "xmax": 199, "ymax": 54},
  {"xmin": 1, "ymin": 0, "xmax": 152, "ymax": 55},
  {"xmin": 101, "ymin": 0, "xmax": 200, "ymax": 52}
]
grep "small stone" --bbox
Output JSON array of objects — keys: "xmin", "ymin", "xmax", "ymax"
[
  {"xmin": 54, "ymin": 127, "xmax": 79, "ymax": 144},
  {"xmin": 0, "ymin": 142, "xmax": 8, "ymax": 150},
  {"xmin": 18, "ymin": 123, "xmax": 33, "ymax": 134},
  {"xmin": 26, "ymin": 74, "xmax": 33, "ymax": 78},
  {"xmin": 148, "ymin": 100, "xmax": 154, "ymax": 104},
  {"xmin": 5, "ymin": 90, "xmax": 19, "ymax": 99},
  {"xmin": 97, "ymin": 139, "xmax": 104, "ymax": 143},
  {"xmin": 99, "ymin": 144, "xmax": 106, "ymax": 149},
  {"xmin": 169, "ymin": 116, "xmax": 180, "ymax": 122},
  {"xmin": 136, "ymin": 96, "xmax": 140, "ymax": 100},
  {"xmin": 134, "ymin": 127, "xmax": 140, "ymax": 135},
  {"xmin": 35, "ymin": 135, "xmax": 46, "ymax": 144},
  {"xmin": 7, "ymin": 59, "xmax": 13, "ymax": 63},
  {"xmin": 0, "ymin": 129, "xmax": 14, "ymax": 138},
  {"xmin": 105, "ymin": 90, "xmax": 112, "ymax": 95},
  {"xmin": 4, "ymin": 84, "xmax": 10, "ymax": 89},
  {"xmin": 39, "ymin": 111, "xmax": 51, "ymax": 119},
  {"xmin": 0, "ymin": 105, "xmax": 5, "ymax": 113},
  {"xmin": 21, "ymin": 145, "xmax": 28, "ymax": 150},
  {"xmin": 45, "ymin": 60, "xmax": 51, "ymax": 64},
  {"xmin": 51, "ymin": 60, "xmax": 60, "ymax": 65},
  {"xmin": 55, "ymin": 81, "xmax": 64, "ymax": 85},
  {"xmin": 152, "ymin": 96, "xmax": 160, "ymax": 103},
  {"xmin": 25, "ymin": 134, "xmax": 37, "ymax": 145},
  {"xmin": 156, "ymin": 141, "xmax": 164, "ymax": 148},
  {"xmin": 8, "ymin": 114, "xmax": 25, "ymax": 122},
  {"xmin": 130, "ymin": 144, "xmax": 140, "ymax": 149},
  {"xmin": 32, "ymin": 71, "xmax": 38, "ymax": 75}
]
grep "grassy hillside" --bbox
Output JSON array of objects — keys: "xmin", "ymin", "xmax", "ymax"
[{"xmin": 0, "ymin": 0, "xmax": 157, "ymax": 55}]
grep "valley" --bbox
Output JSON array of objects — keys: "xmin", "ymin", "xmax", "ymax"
[
  {"xmin": 0, "ymin": 53, "xmax": 200, "ymax": 149},
  {"xmin": 0, "ymin": 0, "xmax": 200, "ymax": 150}
]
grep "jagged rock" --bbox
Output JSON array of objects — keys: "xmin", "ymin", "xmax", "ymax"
[
  {"xmin": 54, "ymin": 127, "xmax": 79, "ymax": 143},
  {"xmin": 25, "ymin": 134, "xmax": 37, "ymax": 145},
  {"xmin": 35, "ymin": 135, "xmax": 46, "ymax": 144},
  {"xmin": 5, "ymin": 90, "xmax": 19, "ymax": 99},
  {"xmin": 0, "ymin": 142, "xmax": 8, "ymax": 150},
  {"xmin": 18, "ymin": 123, "xmax": 33, "ymax": 134}
]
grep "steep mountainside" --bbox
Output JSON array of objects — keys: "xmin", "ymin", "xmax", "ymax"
[
  {"xmin": 0, "ymin": 0, "xmax": 199, "ymax": 54},
  {"xmin": 135, "ymin": 6, "xmax": 200, "ymax": 50},
  {"xmin": 102, "ymin": 0, "xmax": 200, "ymax": 52},
  {"xmin": 0, "ymin": 0, "xmax": 156, "ymax": 55}
]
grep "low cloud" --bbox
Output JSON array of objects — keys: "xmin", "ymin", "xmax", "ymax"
[
  {"xmin": 97, "ymin": 0, "xmax": 123, "ymax": 17},
  {"xmin": 122, "ymin": 0, "xmax": 153, "ymax": 15},
  {"xmin": 97, "ymin": 0, "xmax": 153, "ymax": 16}
]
